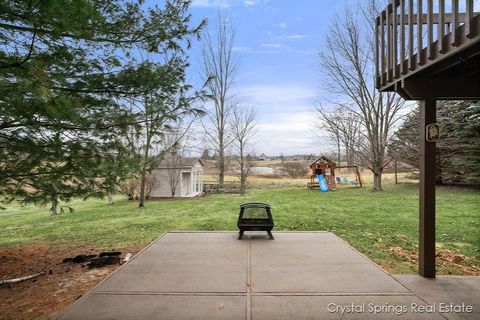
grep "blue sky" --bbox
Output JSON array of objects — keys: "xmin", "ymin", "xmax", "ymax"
[{"xmin": 185, "ymin": 0, "xmax": 350, "ymax": 156}]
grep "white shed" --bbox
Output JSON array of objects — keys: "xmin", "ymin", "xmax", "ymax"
[{"xmin": 149, "ymin": 159, "xmax": 204, "ymax": 198}]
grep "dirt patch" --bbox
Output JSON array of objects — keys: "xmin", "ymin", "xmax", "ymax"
[
  {"xmin": 0, "ymin": 245, "xmax": 141, "ymax": 320},
  {"xmin": 435, "ymin": 248, "xmax": 480, "ymax": 275},
  {"xmin": 389, "ymin": 246, "xmax": 480, "ymax": 275},
  {"xmin": 374, "ymin": 260, "xmax": 397, "ymax": 274},
  {"xmin": 389, "ymin": 246, "xmax": 418, "ymax": 263}
]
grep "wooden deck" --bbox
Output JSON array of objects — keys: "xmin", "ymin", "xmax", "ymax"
[{"xmin": 375, "ymin": 0, "xmax": 480, "ymax": 99}]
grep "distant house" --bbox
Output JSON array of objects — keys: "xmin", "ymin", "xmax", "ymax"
[{"xmin": 149, "ymin": 159, "xmax": 204, "ymax": 198}]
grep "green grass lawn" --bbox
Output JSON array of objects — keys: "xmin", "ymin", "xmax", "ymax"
[{"xmin": 1, "ymin": 183, "xmax": 479, "ymax": 274}]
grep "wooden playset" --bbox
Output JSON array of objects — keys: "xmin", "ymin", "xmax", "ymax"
[{"xmin": 307, "ymin": 156, "xmax": 363, "ymax": 191}]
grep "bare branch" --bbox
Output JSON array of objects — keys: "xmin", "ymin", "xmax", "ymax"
[
  {"xmin": 230, "ymin": 106, "xmax": 257, "ymax": 194},
  {"xmin": 199, "ymin": 12, "xmax": 238, "ymax": 187},
  {"xmin": 316, "ymin": 1, "xmax": 406, "ymax": 191}
]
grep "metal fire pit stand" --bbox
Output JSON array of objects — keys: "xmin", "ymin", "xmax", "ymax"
[{"xmin": 237, "ymin": 202, "xmax": 274, "ymax": 240}]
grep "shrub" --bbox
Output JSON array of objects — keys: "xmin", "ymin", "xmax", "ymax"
[
  {"xmin": 279, "ymin": 161, "xmax": 308, "ymax": 178},
  {"xmin": 119, "ymin": 178, "xmax": 139, "ymax": 200}
]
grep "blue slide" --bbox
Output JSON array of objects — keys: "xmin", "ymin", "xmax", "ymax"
[{"xmin": 317, "ymin": 174, "xmax": 329, "ymax": 193}]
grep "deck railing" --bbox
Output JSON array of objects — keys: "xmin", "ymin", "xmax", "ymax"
[{"xmin": 375, "ymin": 0, "xmax": 480, "ymax": 91}]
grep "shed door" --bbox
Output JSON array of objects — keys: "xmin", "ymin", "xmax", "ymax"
[{"xmin": 181, "ymin": 172, "xmax": 191, "ymax": 196}]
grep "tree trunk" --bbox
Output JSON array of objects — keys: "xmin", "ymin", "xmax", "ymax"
[
  {"xmin": 394, "ymin": 157, "xmax": 398, "ymax": 184},
  {"xmin": 345, "ymin": 148, "xmax": 354, "ymax": 174},
  {"xmin": 138, "ymin": 128, "xmax": 151, "ymax": 208},
  {"xmin": 239, "ymin": 142, "xmax": 245, "ymax": 195},
  {"xmin": 107, "ymin": 192, "xmax": 113, "ymax": 205},
  {"xmin": 373, "ymin": 169, "xmax": 383, "ymax": 192},
  {"xmin": 218, "ymin": 113, "xmax": 225, "ymax": 189},
  {"xmin": 139, "ymin": 168, "xmax": 146, "ymax": 208},
  {"xmin": 50, "ymin": 198, "xmax": 58, "ymax": 216},
  {"xmin": 240, "ymin": 164, "xmax": 245, "ymax": 196},
  {"xmin": 139, "ymin": 150, "xmax": 149, "ymax": 208},
  {"xmin": 347, "ymin": 150, "xmax": 354, "ymax": 167},
  {"xmin": 240, "ymin": 180, "xmax": 245, "ymax": 195},
  {"xmin": 218, "ymin": 148, "xmax": 225, "ymax": 188},
  {"xmin": 336, "ymin": 134, "xmax": 341, "ymax": 165}
]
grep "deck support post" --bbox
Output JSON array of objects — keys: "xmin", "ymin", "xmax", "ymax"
[{"xmin": 419, "ymin": 99, "xmax": 436, "ymax": 278}]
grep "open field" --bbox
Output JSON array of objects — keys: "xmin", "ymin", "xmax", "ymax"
[
  {"xmin": 1, "ymin": 179, "xmax": 478, "ymax": 275},
  {"xmin": 205, "ymin": 172, "xmax": 417, "ymax": 188}
]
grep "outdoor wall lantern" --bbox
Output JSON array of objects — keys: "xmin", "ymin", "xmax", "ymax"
[
  {"xmin": 426, "ymin": 123, "xmax": 440, "ymax": 142},
  {"xmin": 237, "ymin": 202, "xmax": 274, "ymax": 240}
]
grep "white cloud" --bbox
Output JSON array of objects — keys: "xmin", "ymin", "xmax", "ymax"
[
  {"xmin": 286, "ymin": 48, "xmax": 315, "ymax": 55},
  {"xmin": 260, "ymin": 43, "xmax": 285, "ymax": 48},
  {"xmin": 192, "ymin": 0, "xmax": 268, "ymax": 8},
  {"xmin": 234, "ymin": 44, "xmax": 313, "ymax": 55},
  {"xmin": 234, "ymin": 44, "xmax": 314, "ymax": 55},
  {"xmin": 232, "ymin": 46, "xmax": 280, "ymax": 54},
  {"xmin": 191, "ymin": 0, "xmax": 230, "ymax": 8},
  {"xmin": 255, "ymin": 112, "xmax": 331, "ymax": 155},
  {"xmin": 233, "ymin": 46, "xmax": 252, "ymax": 52},
  {"xmin": 271, "ymin": 34, "xmax": 308, "ymax": 42},
  {"xmin": 238, "ymin": 83, "xmax": 317, "ymax": 109},
  {"xmin": 255, "ymin": 34, "xmax": 309, "ymax": 55},
  {"xmin": 275, "ymin": 22, "xmax": 288, "ymax": 29},
  {"xmin": 233, "ymin": 83, "xmax": 329, "ymax": 155},
  {"xmin": 288, "ymin": 34, "xmax": 307, "ymax": 40},
  {"xmin": 201, "ymin": 82, "xmax": 328, "ymax": 155},
  {"xmin": 244, "ymin": 0, "xmax": 257, "ymax": 6}
]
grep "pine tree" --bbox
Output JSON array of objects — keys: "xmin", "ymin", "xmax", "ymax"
[
  {"xmin": 392, "ymin": 101, "xmax": 480, "ymax": 184},
  {"xmin": 0, "ymin": 0, "xmax": 204, "ymax": 213}
]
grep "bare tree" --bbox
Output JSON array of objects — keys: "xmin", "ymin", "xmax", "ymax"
[
  {"xmin": 144, "ymin": 173, "xmax": 160, "ymax": 199},
  {"xmin": 119, "ymin": 177, "xmax": 140, "ymax": 201},
  {"xmin": 314, "ymin": 104, "xmax": 362, "ymax": 168},
  {"xmin": 280, "ymin": 161, "xmax": 309, "ymax": 178},
  {"xmin": 230, "ymin": 107, "xmax": 256, "ymax": 195},
  {"xmin": 126, "ymin": 88, "xmax": 202, "ymax": 208},
  {"xmin": 316, "ymin": 1, "xmax": 405, "ymax": 191},
  {"xmin": 166, "ymin": 155, "xmax": 183, "ymax": 197},
  {"xmin": 338, "ymin": 109, "xmax": 362, "ymax": 167},
  {"xmin": 163, "ymin": 133, "xmax": 188, "ymax": 198},
  {"xmin": 118, "ymin": 172, "xmax": 159, "ymax": 200},
  {"xmin": 200, "ymin": 12, "xmax": 238, "ymax": 188},
  {"xmin": 314, "ymin": 105, "xmax": 343, "ymax": 165}
]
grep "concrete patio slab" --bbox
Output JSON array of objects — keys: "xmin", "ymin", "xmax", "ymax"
[
  {"xmin": 251, "ymin": 295, "xmax": 445, "ymax": 319},
  {"xmin": 96, "ymin": 232, "xmax": 247, "ymax": 293},
  {"xmin": 57, "ymin": 232, "xmax": 477, "ymax": 320},
  {"xmin": 60, "ymin": 294, "xmax": 246, "ymax": 320},
  {"xmin": 250, "ymin": 233, "xmax": 409, "ymax": 293},
  {"xmin": 395, "ymin": 275, "xmax": 480, "ymax": 320}
]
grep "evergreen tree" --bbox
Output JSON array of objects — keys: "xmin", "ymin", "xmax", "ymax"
[
  {"xmin": 0, "ymin": 0, "xmax": 204, "ymax": 213},
  {"xmin": 392, "ymin": 101, "xmax": 480, "ymax": 184},
  {"xmin": 437, "ymin": 101, "xmax": 480, "ymax": 183}
]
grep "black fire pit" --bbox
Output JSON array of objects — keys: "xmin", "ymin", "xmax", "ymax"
[{"xmin": 237, "ymin": 202, "xmax": 274, "ymax": 240}]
